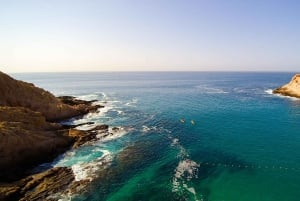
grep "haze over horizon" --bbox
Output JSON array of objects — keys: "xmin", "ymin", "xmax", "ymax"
[{"xmin": 1, "ymin": 0, "xmax": 300, "ymax": 73}]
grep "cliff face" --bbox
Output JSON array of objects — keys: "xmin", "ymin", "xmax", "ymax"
[
  {"xmin": 273, "ymin": 74, "xmax": 300, "ymax": 98},
  {"xmin": 0, "ymin": 107, "xmax": 73, "ymax": 181},
  {"xmin": 0, "ymin": 72, "xmax": 101, "ymax": 181},
  {"xmin": 0, "ymin": 72, "xmax": 92, "ymax": 121}
]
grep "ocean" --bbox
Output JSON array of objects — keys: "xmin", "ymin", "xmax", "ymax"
[{"xmin": 13, "ymin": 72, "xmax": 300, "ymax": 201}]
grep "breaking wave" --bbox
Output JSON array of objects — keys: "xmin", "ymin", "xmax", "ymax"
[
  {"xmin": 265, "ymin": 89, "xmax": 300, "ymax": 101},
  {"xmin": 71, "ymin": 150, "xmax": 112, "ymax": 182}
]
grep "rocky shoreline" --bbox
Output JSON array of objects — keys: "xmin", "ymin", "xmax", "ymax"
[
  {"xmin": 273, "ymin": 74, "xmax": 300, "ymax": 98},
  {"xmin": 0, "ymin": 124, "xmax": 114, "ymax": 201},
  {"xmin": 0, "ymin": 72, "xmax": 114, "ymax": 200}
]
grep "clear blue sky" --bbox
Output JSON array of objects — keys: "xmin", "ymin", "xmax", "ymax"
[{"xmin": 0, "ymin": 0, "xmax": 299, "ymax": 72}]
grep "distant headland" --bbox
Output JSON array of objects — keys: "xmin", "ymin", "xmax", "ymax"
[{"xmin": 273, "ymin": 74, "xmax": 300, "ymax": 99}]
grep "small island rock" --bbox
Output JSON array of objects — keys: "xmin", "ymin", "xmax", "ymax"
[{"xmin": 273, "ymin": 74, "xmax": 300, "ymax": 98}]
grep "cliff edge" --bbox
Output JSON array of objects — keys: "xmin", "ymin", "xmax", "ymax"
[
  {"xmin": 0, "ymin": 71, "xmax": 98, "ymax": 121},
  {"xmin": 0, "ymin": 72, "xmax": 101, "ymax": 181},
  {"xmin": 273, "ymin": 74, "xmax": 300, "ymax": 98}
]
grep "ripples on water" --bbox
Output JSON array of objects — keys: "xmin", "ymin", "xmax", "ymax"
[{"xmin": 13, "ymin": 72, "xmax": 300, "ymax": 201}]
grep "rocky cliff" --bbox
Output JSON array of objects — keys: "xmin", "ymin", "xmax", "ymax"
[
  {"xmin": 0, "ymin": 72, "xmax": 102, "ymax": 181},
  {"xmin": 0, "ymin": 72, "xmax": 98, "ymax": 121},
  {"xmin": 0, "ymin": 106, "xmax": 73, "ymax": 181},
  {"xmin": 273, "ymin": 74, "xmax": 300, "ymax": 98}
]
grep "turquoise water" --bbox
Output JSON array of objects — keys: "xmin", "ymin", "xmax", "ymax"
[{"xmin": 14, "ymin": 72, "xmax": 300, "ymax": 201}]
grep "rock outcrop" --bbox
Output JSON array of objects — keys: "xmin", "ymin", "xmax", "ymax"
[
  {"xmin": 0, "ymin": 106, "xmax": 74, "ymax": 181},
  {"xmin": 0, "ymin": 72, "xmax": 104, "ymax": 181},
  {"xmin": 0, "ymin": 71, "xmax": 113, "ymax": 200},
  {"xmin": 0, "ymin": 167, "xmax": 75, "ymax": 201},
  {"xmin": 0, "ymin": 124, "xmax": 111, "ymax": 201},
  {"xmin": 273, "ymin": 74, "xmax": 300, "ymax": 98},
  {"xmin": 0, "ymin": 72, "xmax": 99, "ymax": 121}
]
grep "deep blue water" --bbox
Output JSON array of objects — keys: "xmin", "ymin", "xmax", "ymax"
[{"xmin": 13, "ymin": 72, "xmax": 300, "ymax": 201}]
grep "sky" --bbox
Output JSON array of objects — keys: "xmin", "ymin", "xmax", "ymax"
[{"xmin": 0, "ymin": 0, "xmax": 300, "ymax": 73}]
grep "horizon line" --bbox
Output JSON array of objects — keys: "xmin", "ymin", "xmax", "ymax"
[{"xmin": 7, "ymin": 70, "xmax": 299, "ymax": 74}]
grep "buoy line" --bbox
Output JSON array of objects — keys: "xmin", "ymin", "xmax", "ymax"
[{"xmin": 199, "ymin": 161, "xmax": 300, "ymax": 172}]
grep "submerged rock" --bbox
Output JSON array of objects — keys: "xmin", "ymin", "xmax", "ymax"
[{"xmin": 273, "ymin": 74, "xmax": 300, "ymax": 98}]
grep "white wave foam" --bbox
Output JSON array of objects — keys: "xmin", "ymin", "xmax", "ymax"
[
  {"xmin": 142, "ymin": 125, "xmax": 151, "ymax": 132},
  {"xmin": 168, "ymin": 135, "xmax": 201, "ymax": 200},
  {"xmin": 169, "ymin": 137, "xmax": 189, "ymax": 158},
  {"xmin": 71, "ymin": 150, "xmax": 112, "ymax": 182},
  {"xmin": 125, "ymin": 98, "xmax": 138, "ymax": 106},
  {"xmin": 76, "ymin": 94, "xmax": 99, "ymax": 101},
  {"xmin": 233, "ymin": 87, "xmax": 247, "ymax": 93},
  {"xmin": 72, "ymin": 104, "xmax": 114, "ymax": 128},
  {"xmin": 97, "ymin": 126, "xmax": 128, "ymax": 142},
  {"xmin": 100, "ymin": 92, "xmax": 107, "ymax": 99},
  {"xmin": 195, "ymin": 85, "xmax": 228, "ymax": 94},
  {"xmin": 49, "ymin": 150, "xmax": 112, "ymax": 200},
  {"xmin": 265, "ymin": 89, "xmax": 273, "ymax": 95},
  {"xmin": 172, "ymin": 159, "xmax": 200, "ymax": 200},
  {"xmin": 116, "ymin": 110, "xmax": 124, "ymax": 115},
  {"xmin": 171, "ymin": 138, "xmax": 179, "ymax": 146},
  {"xmin": 141, "ymin": 124, "xmax": 172, "ymax": 135},
  {"xmin": 173, "ymin": 159, "xmax": 200, "ymax": 181},
  {"xmin": 265, "ymin": 89, "xmax": 300, "ymax": 101},
  {"xmin": 99, "ymin": 105, "xmax": 113, "ymax": 116},
  {"xmin": 141, "ymin": 125, "xmax": 159, "ymax": 133},
  {"xmin": 53, "ymin": 147, "xmax": 112, "ymax": 183},
  {"xmin": 48, "ymin": 193, "xmax": 73, "ymax": 201},
  {"xmin": 64, "ymin": 93, "xmax": 118, "ymax": 128},
  {"xmin": 75, "ymin": 123, "xmax": 96, "ymax": 131}
]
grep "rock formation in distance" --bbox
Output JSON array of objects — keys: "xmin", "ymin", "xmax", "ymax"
[{"xmin": 273, "ymin": 74, "xmax": 300, "ymax": 98}]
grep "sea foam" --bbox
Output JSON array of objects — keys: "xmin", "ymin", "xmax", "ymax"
[
  {"xmin": 172, "ymin": 159, "xmax": 201, "ymax": 200},
  {"xmin": 71, "ymin": 150, "xmax": 112, "ymax": 182},
  {"xmin": 97, "ymin": 126, "xmax": 129, "ymax": 142},
  {"xmin": 265, "ymin": 89, "xmax": 300, "ymax": 101},
  {"xmin": 195, "ymin": 85, "xmax": 228, "ymax": 94}
]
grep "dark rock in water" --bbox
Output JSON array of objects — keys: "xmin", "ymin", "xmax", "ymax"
[
  {"xmin": 61, "ymin": 121, "xmax": 95, "ymax": 129},
  {"xmin": 112, "ymin": 127, "xmax": 120, "ymax": 132},
  {"xmin": 93, "ymin": 124, "xmax": 109, "ymax": 131},
  {"xmin": 69, "ymin": 124, "xmax": 109, "ymax": 148},
  {"xmin": 58, "ymin": 96, "xmax": 104, "ymax": 115},
  {"xmin": 58, "ymin": 96, "xmax": 97, "ymax": 106}
]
